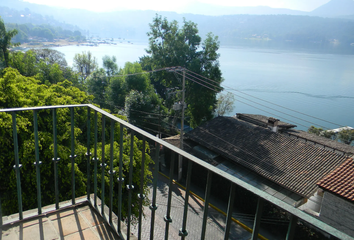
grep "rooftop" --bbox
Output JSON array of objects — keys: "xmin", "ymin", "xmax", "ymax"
[
  {"xmin": 1, "ymin": 105, "xmax": 353, "ymax": 240},
  {"xmin": 185, "ymin": 116, "xmax": 349, "ymax": 197},
  {"xmin": 318, "ymin": 158, "xmax": 354, "ymax": 202}
]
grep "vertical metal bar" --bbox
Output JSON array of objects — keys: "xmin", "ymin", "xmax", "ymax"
[
  {"xmin": 224, "ymin": 183, "xmax": 236, "ymax": 240},
  {"xmin": 93, "ymin": 111, "xmax": 98, "ymax": 207},
  {"xmin": 12, "ymin": 112, "xmax": 23, "ymax": 220},
  {"xmin": 164, "ymin": 152, "xmax": 176, "ymax": 240},
  {"xmin": 70, "ymin": 107, "xmax": 76, "ymax": 205},
  {"xmin": 201, "ymin": 170, "xmax": 213, "ymax": 240},
  {"xmin": 178, "ymin": 69, "xmax": 186, "ymax": 182},
  {"xmin": 101, "ymin": 115, "xmax": 106, "ymax": 216},
  {"xmin": 117, "ymin": 124, "xmax": 124, "ymax": 235},
  {"xmin": 33, "ymin": 110, "xmax": 42, "ymax": 214},
  {"xmin": 0, "ymin": 190, "xmax": 2, "ymax": 227},
  {"xmin": 286, "ymin": 215, "xmax": 298, "ymax": 240},
  {"xmin": 138, "ymin": 137, "xmax": 146, "ymax": 240},
  {"xmin": 86, "ymin": 107, "xmax": 91, "ymax": 201},
  {"xmin": 251, "ymin": 197, "xmax": 264, "ymax": 240},
  {"xmin": 149, "ymin": 142, "xmax": 160, "ymax": 240},
  {"xmin": 52, "ymin": 109, "xmax": 60, "ymax": 210},
  {"xmin": 109, "ymin": 119, "xmax": 115, "ymax": 225},
  {"xmin": 179, "ymin": 159, "xmax": 192, "ymax": 239},
  {"xmin": 127, "ymin": 131, "xmax": 135, "ymax": 240}
]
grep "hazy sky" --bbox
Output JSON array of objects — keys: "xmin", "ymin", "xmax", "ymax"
[{"xmin": 23, "ymin": 0, "xmax": 331, "ymax": 13}]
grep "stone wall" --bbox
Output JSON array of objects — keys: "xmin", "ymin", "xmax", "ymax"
[{"xmin": 319, "ymin": 191, "xmax": 354, "ymax": 237}]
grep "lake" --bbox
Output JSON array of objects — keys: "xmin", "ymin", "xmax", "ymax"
[{"xmin": 53, "ymin": 43, "xmax": 354, "ymax": 131}]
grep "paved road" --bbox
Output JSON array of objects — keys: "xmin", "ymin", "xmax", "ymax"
[{"xmin": 131, "ymin": 173, "xmax": 252, "ymax": 240}]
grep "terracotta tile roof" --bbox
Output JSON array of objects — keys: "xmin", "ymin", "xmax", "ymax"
[
  {"xmin": 185, "ymin": 116, "xmax": 348, "ymax": 198},
  {"xmin": 317, "ymin": 158, "xmax": 354, "ymax": 201}
]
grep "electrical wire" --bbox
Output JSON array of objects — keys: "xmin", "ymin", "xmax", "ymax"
[
  {"xmin": 184, "ymin": 69, "xmax": 345, "ymax": 128},
  {"xmin": 176, "ymin": 70, "xmax": 336, "ymax": 129},
  {"xmin": 92, "ymin": 65, "xmax": 346, "ymax": 131},
  {"xmin": 175, "ymin": 71, "xmax": 311, "ymax": 129}
]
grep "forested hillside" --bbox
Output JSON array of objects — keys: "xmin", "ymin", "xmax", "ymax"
[{"xmin": 2, "ymin": 0, "xmax": 354, "ymax": 52}]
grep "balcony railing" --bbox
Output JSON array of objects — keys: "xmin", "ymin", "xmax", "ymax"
[{"xmin": 0, "ymin": 104, "xmax": 353, "ymax": 240}]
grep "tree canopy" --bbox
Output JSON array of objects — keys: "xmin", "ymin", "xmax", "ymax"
[
  {"xmin": 308, "ymin": 126, "xmax": 354, "ymax": 145},
  {"xmin": 141, "ymin": 15, "xmax": 223, "ymax": 127},
  {"xmin": 0, "ymin": 17, "xmax": 19, "ymax": 67},
  {"xmin": 0, "ymin": 68, "xmax": 152, "ymax": 222},
  {"xmin": 215, "ymin": 92, "xmax": 235, "ymax": 116}
]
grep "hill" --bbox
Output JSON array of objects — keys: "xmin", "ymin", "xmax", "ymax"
[
  {"xmin": 2, "ymin": 0, "xmax": 354, "ymax": 53},
  {"xmin": 178, "ymin": 2, "xmax": 307, "ymax": 16},
  {"xmin": 311, "ymin": 0, "xmax": 354, "ymax": 16}
]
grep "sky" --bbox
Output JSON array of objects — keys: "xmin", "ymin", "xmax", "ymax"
[{"xmin": 23, "ymin": 0, "xmax": 331, "ymax": 13}]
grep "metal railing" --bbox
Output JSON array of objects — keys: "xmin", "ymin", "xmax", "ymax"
[{"xmin": 0, "ymin": 104, "xmax": 353, "ymax": 240}]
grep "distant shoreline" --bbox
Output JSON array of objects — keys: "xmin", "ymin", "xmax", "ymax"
[{"xmin": 19, "ymin": 39, "xmax": 83, "ymax": 48}]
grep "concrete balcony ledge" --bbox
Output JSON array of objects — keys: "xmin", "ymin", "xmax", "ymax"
[{"xmin": 1, "ymin": 194, "xmax": 134, "ymax": 240}]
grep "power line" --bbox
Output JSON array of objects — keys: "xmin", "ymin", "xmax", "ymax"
[
  {"xmin": 176, "ymin": 72, "xmax": 310, "ymax": 129},
  {"xmin": 184, "ymin": 69, "xmax": 344, "ymax": 128},
  {"xmin": 92, "ymin": 65, "xmax": 345, "ymax": 130},
  {"xmin": 175, "ymin": 71, "xmax": 331, "ymax": 129}
]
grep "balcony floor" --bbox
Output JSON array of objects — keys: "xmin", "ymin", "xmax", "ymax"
[{"xmin": 1, "ymin": 196, "xmax": 119, "ymax": 240}]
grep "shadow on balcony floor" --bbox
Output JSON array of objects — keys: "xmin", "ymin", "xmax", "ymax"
[{"xmin": 1, "ymin": 196, "xmax": 120, "ymax": 240}]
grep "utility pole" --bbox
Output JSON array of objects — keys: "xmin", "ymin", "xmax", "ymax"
[{"xmin": 178, "ymin": 69, "xmax": 185, "ymax": 182}]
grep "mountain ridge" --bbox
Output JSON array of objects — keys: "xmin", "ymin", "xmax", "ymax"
[{"xmin": 311, "ymin": 0, "xmax": 354, "ymax": 16}]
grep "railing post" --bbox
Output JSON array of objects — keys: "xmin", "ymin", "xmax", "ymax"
[
  {"xmin": 52, "ymin": 109, "xmax": 60, "ymax": 210},
  {"xmin": 93, "ymin": 111, "xmax": 98, "ymax": 208},
  {"xmin": 201, "ymin": 170, "xmax": 213, "ymax": 240},
  {"xmin": 101, "ymin": 115, "xmax": 106, "ymax": 217},
  {"xmin": 179, "ymin": 159, "xmax": 192, "ymax": 239},
  {"xmin": 149, "ymin": 142, "xmax": 160, "ymax": 240},
  {"xmin": 286, "ymin": 215, "xmax": 298, "ymax": 240},
  {"xmin": 86, "ymin": 107, "xmax": 92, "ymax": 201},
  {"xmin": 224, "ymin": 183, "xmax": 236, "ymax": 240},
  {"xmin": 127, "ymin": 131, "xmax": 135, "ymax": 240},
  {"xmin": 252, "ymin": 197, "xmax": 264, "ymax": 240},
  {"xmin": 12, "ymin": 112, "xmax": 23, "ymax": 220},
  {"xmin": 164, "ymin": 152, "xmax": 176, "ymax": 240},
  {"xmin": 138, "ymin": 137, "xmax": 146, "ymax": 240},
  {"xmin": 0, "ymin": 189, "xmax": 2, "ymax": 227},
  {"xmin": 33, "ymin": 110, "xmax": 42, "ymax": 214},
  {"xmin": 117, "ymin": 124, "xmax": 124, "ymax": 236},
  {"xmin": 109, "ymin": 119, "xmax": 115, "ymax": 225},
  {"xmin": 70, "ymin": 107, "xmax": 77, "ymax": 205}
]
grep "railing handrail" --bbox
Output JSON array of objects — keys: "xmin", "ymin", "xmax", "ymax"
[{"xmin": 1, "ymin": 104, "xmax": 353, "ymax": 240}]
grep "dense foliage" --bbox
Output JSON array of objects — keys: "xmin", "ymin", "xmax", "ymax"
[
  {"xmin": 0, "ymin": 17, "xmax": 19, "ymax": 67},
  {"xmin": 308, "ymin": 125, "xmax": 354, "ymax": 145},
  {"xmin": 0, "ymin": 67, "xmax": 153, "ymax": 221},
  {"xmin": 141, "ymin": 15, "xmax": 223, "ymax": 127},
  {"xmin": 0, "ymin": 6, "xmax": 84, "ymax": 43}
]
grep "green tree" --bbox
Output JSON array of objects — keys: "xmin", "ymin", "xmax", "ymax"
[
  {"xmin": 337, "ymin": 129, "xmax": 354, "ymax": 145},
  {"xmin": 106, "ymin": 75, "xmax": 126, "ymax": 110},
  {"xmin": 125, "ymin": 90, "xmax": 167, "ymax": 134},
  {"xmin": 106, "ymin": 62, "xmax": 155, "ymax": 111},
  {"xmin": 86, "ymin": 68, "xmax": 108, "ymax": 107},
  {"xmin": 0, "ymin": 17, "xmax": 19, "ymax": 68},
  {"xmin": 0, "ymin": 68, "xmax": 90, "ymax": 214},
  {"xmin": 308, "ymin": 126, "xmax": 336, "ymax": 140},
  {"xmin": 0, "ymin": 68, "xmax": 152, "ymax": 222},
  {"xmin": 32, "ymin": 48, "xmax": 68, "ymax": 69},
  {"xmin": 102, "ymin": 55, "xmax": 118, "ymax": 77},
  {"xmin": 141, "ymin": 15, "xmax": 222, "ymax": 127},
  {"xmin": 215, "ymin": 92, "xmax": 235, "ymax": 116},
  {"xmin": 124, "ymin": 62, "xmax": 153, "ymax": 94},
  {"xmin": 73, "ymin": 51, "xmax": 98, "ymax": 82}
]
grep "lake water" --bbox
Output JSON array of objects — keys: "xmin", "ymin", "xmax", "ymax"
[{"xmin": 53, "ymin": 43, "xmax": 354, "ymax": 131}]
